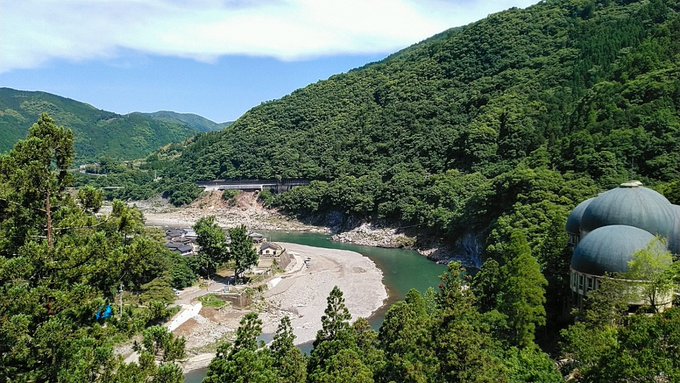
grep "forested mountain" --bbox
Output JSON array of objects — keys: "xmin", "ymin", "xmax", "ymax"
[
  {"xmin": 160, "ymin": 0, "xmax": 680, "ymax": 239},
  {"xmin": 136, "ymin": 111, "xmax": 231, "ymax": 133},
  {"xmin": 0, "ymin": 88, "xmax": 222, "ymax": 162}
]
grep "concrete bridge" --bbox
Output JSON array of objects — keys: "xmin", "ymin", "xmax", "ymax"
[{"xmin": 196, "ymin": 179, "xmax": 310, "ymax": 193}]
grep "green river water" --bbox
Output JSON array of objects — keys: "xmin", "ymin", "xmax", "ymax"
[{"xmin": 184, "ymin": 231, "xmax": 445, "ymax": 382}]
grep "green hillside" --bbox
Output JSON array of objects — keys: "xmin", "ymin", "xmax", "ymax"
[
  {"xmin": 0, "ymin": 88, "xmax": 217, "ymax": 162},
  {"xmin": 137, "ymin": 111, "xmax": 231, "ymax": 132},
  {"xmin": 162, "ymin": 0, "xmax": 679, "ymax": 231}
]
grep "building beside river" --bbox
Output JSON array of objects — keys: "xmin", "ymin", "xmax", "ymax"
[{"xmin": 566, "ymin": 181, "xmax": 677, "ymax": 310}]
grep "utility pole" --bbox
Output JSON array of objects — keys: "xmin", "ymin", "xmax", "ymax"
[
  {"xmin": 118, "ymin": 283, "xmax": 124, "ymax": 318},
  {"xmin": 46, "ymin": 189, "xmax": 53, "ymax": 250}
]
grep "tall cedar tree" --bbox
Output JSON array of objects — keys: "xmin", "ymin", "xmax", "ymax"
[
  {"xmin": 434, "ymin": 262, "xmax": 507, "ymax": 382},
  {"xmin": 204, "ymin": 313, "xmax": 277, "ymax": 383},
  {"xmin": 228, "ymin": 224, "xmax": 258, "ymax": 282},
  {"xmin": 379, "ymin": 289, "xmax": 439, "ymax": 383},
  {"xmin": 270, "ymin": 316, "xmax": 307, "ymax": 383},
  {"xmin": 498, "ymin": 231, "xmax": 548, "ymax": 348}
]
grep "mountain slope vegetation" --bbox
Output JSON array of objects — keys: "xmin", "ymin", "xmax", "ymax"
[
  {"xmin": 136, "ymin": 111, "xmax": 231, "ymax": 133},
  {"xmin": 161, "ymin": 0, "xmax": 679, "ymax": 231},
  {"xmin": 0, "ymin": 88, "xmax": 222, "ymax": 162},
  {"xmin": 148, "ymin": 1, "xmax": 680, "ymax": 339}
]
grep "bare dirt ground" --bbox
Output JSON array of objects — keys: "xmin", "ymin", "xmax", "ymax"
[{"xmin": 131, "ymin": 191, "xmax": 329, "ymax": 233}]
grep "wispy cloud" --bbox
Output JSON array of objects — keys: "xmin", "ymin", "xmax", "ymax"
[{"xmin": 0, "ymin": 0, "xmax": 539, "ymax": 73}]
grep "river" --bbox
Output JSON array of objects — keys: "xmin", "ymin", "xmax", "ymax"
[{"xmin": 184, "ymin": 231, "xmax": 445, "ymax": 382}]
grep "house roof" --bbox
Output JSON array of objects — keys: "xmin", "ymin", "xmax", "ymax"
[
  {"xmin": 166, "ymin": 242, "xmax": 193, "ymax": 254},
  {"xmin": 260, "ymin": 242, "xmax": 282, "ymax": 251}
]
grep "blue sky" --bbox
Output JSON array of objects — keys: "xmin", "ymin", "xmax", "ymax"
[{"xmin": 0, "ymin": 0, "xmax": 539, "ymax": 123}]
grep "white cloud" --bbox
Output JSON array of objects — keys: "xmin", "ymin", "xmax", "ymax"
[{"xmin": 0, "ymin": 0, "xmax": 540, "ymax": 73}]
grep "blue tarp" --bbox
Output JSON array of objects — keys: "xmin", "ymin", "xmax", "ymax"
[{"xmin": 96, "ymin": 305, "xmax": 113, "ymax": 321}]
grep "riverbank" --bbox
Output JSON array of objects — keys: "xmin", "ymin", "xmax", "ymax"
[
  {"xmin": 133, "ymin": 191, "xmax": 330, "ymax": 233},
  {"xmin": 260, "ymin": 242, "xmax": 387, "ymax": 343},
  {"xmin": 124, "ymin": 191, "xmax": 468, "ymax": 262},
  {"xmin": 171, "ymin": 242, "xmax": 386, "ymax": 373}
]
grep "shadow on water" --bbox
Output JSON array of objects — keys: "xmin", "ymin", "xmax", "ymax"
[{"xmin": 184, "ymin": 231, "xmax": 445, "ymax": 382}]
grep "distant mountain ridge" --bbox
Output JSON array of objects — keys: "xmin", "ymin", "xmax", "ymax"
[
  {"xmin": 135, "ymin": 111, "xmax": 232, "ymax": 133},
  {"xmin": 0, "ymin": 87, "xmax": 226, "ymax": 162}
]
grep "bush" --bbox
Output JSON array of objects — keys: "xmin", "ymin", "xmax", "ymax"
[
  {"xmin": 222, "ymin": 190, "xmax": 241, "ymax": 201},
  {"xmin": 167, "ymin": 253, "xmax": 197, "ymax": 289},
  {"xmin": 199, "ymin": 294, "xmax": 227, "ymax": 309},
  {"xmin": 258, "ymin": 189, "xmax": 275, "ymax": 207},
  {"xmin": 162, "ymin": 182, "xmax": 203, "ymax": 206}
]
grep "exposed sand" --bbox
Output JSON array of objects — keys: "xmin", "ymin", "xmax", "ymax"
[
  {"xmin": 260, "ymin": 242, "xmax": 388, "ymax": 344},
  {"xmin": 175, "ymin": 242, "xmax": 387, "ymax": 372}
]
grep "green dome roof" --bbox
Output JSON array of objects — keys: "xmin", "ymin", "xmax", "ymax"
[
  {"xmin": 580, "ymin": 183, "xmax": 674, "ymax": 237},
  {"xmin": 566, "ymin": 198, "xmax": 594, "ymax": 234},
  {"xmin": 571, "ymin": 225, "xmax": 663, "ymax": 275}
]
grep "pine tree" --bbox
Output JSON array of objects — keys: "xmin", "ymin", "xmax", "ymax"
[
  {"xmin": 498, "ymin": 231, "xmax": 547, "ymax": 348},
  {"xmin": 314, "ymin": 286, "xmax": 353, "ymax": 347},
  {"xmin": 379, "ymin": 290, "xmax": 438, "ymax": 383},
  {"xmin": 270, "ymin": 316, "xmax": 307, "ymax": 383},
  {"xmin": 308, "ymin": 286, "xmax": 359, "ymax": 380},
  {"xmin": 204, "ymin": 313, "xmax": 277, "ymax": 383}
]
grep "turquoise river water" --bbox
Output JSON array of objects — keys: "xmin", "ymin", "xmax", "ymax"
[{"xmin": 184, "ymin": 231, "xmax": 445, "ymax": 382}]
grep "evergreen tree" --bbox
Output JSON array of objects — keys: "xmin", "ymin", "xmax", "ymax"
[
  {"xmin": 497, "ymin": 231, "xmax": 548, "ymax": 348},
  {"xmin": 433, "ymin": 262, "xmax": 507, "ymax": 383},
  {"xmin": 270, "ymin": 316, "xmax": 307, "ymax": 383},
  {"xmin": 307, "ymin": 348, "xmax": 374, "ymax": 383},
  {"xmin": 77, "ymin": 185, "xmax": 103, "ymax": 213},
  {"xmin": 228, "ymin": 224, "xmax": 258, "ymax": 283},
  {"xmin": 471, "ymin": 259, "xmax": 503, "ymax": 313},
  {"xmin": 379, "ymin": 289, "xmax": 438, "ymax": 383},
  {"xmin": 352, "ymin": 318, "xmax": 386, "ymax": 377},
  {"xmin": 309, "ymin": 286, "xmax": 359, "ymax": 379},
  {"xmin": 313, "ymin": 286, "xmax": 353, "ymax": 347},
  {"xmin": 204, "ymin": 313, "xmax": 277, "ymax": 383},
  {"xmin": 193, "ymin": 216, "xmax": 228, "ymax": 278}
]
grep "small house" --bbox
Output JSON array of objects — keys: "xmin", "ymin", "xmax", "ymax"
[
  {"xmin": 249, "ymin": 232, "xmax": 266, "ymax": 244},
  {"xmin": 166, "ymin": 241, "xmax": 194, "ymax": 256},
  {"xmin": 260, "ymin": 242, "xmax": 283, "ymax": 257}
]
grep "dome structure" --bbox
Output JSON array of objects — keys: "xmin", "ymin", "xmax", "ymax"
[
  {"xmin": 667, "ymin": 204, "xmax": 680, "ymax": 254},
  {"xmin": 571, "ymin": 225, "xmax": 665, "ymax": 276},
  {"xmin": 580, "ymin": 182, "xmax": 675, "ymax": 237},
  {"xmin": 566, "ymin": 198, "xmax": 595, "ymax": 234}
]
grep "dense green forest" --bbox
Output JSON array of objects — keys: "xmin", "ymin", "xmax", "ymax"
[
  {"xmin": 134, "ymin": 111, "xmax": 232, "ymax": 133},
  {"xmin": 155, "ymin": 0, "xmax": 680, "ymax": 229},
  {"xmin": 0, "ymin": 115, "xmax": 195, "ymax": 382},
  {"xmin": 0, "ymin": 88, "xmax": 224, "ymax": 162}
]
